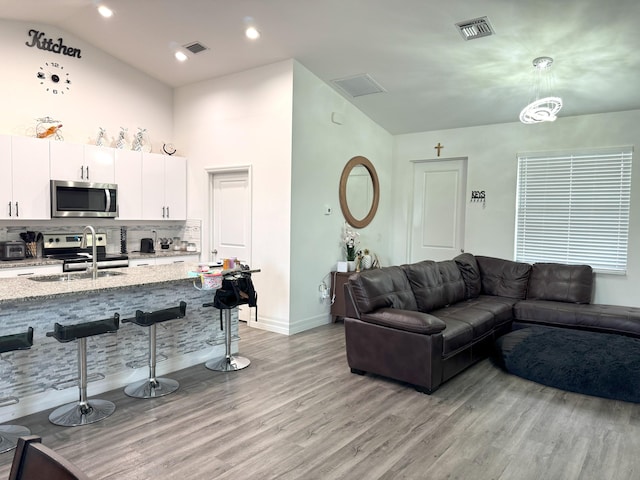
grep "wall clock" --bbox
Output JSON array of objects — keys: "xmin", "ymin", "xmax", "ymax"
[{"xmin": 36, "ymin": 61, "xmax": 71, "ymax": 95}]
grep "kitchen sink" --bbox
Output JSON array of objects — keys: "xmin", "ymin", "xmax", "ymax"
[{"xmin": 29, "ymin": 271, "xmax": 126, "ymax": 282}]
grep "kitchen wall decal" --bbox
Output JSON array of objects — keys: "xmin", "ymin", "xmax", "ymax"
[{"xmin": 25, "ymin": 29, "xmax": 82, "ymax": 58}]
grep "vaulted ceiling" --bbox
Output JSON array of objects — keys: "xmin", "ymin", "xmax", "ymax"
[{"xmin": 3, "ymin": 0, "xmax": 640, "ymax": 134}]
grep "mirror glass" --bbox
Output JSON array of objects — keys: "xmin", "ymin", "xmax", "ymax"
[
  {"xmin": 339, "ymin": 156, "xmax": 380, "ymax": 229},
  {"xmin": 346, "ymin": 165, "xmax": 374, "ymax": 220}
]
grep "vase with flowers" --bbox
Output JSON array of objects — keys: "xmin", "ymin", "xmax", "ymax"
[{"xmin": 342, "ymin": 223, "xmax": 360, "ymax": 271}]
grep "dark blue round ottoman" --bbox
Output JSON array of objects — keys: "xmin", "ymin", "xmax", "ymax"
[{"xmin": 494, "ymin": 326, "xmax": 640, "ymax": 403}]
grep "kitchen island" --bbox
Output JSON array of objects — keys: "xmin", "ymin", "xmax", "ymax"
[{"xmin": 0, "ymin": 263, "xmax": 238, "ymax": 423}]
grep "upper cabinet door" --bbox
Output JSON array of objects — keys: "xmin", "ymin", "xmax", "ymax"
[
  {"xmin": 84, "ymin": 145, "xmax": 115, "ymax": 183},
  {"xmin": 164, "ymin": 156, "xmax": 187, "ymax": 220},
  {"xmin": 114, "ymin": 150, "xmax": 143, "ymax": 220},
  {"xmin": 0, "ymin": 135, "xmax": 13, "ymax": 219},
  {"xmin": 141, "ymin": 153, "xmax": 187, "ymax": 221},
  {"xmin": 50, "ymin": 142, "xmax": 114, "ymax": 183},
  {"xmin": 141, "ymin": 152, "xmax": 166, "ymax": 220},
  {"xmin": 50, "ymin": 140, "xmax": 84, "ymax": 181},
  {"xmin": 11, "ymin": 136, "xmax": 50, "ymax": 220}
]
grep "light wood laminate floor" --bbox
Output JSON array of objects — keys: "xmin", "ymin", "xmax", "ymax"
[{"xmin": 1, "ymin": 322, "xmax": 639, "ymax": 479}]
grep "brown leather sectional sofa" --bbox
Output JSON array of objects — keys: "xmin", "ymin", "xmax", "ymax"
[{"xmin": 343, "ymin": 253, "xmax": 640, "ymax": 393}]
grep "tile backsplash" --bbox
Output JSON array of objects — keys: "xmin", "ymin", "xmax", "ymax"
[{"xmin": 0, "ymin": 219, "xmax": 201, "ymax": 254}]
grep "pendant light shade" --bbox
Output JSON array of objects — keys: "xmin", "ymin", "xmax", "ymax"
[{"xmin": 519, "ymin": 57, "xmax": 563, "ymax": 124}]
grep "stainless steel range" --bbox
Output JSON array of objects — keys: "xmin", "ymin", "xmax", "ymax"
[{"xmin": 43, "ymin": 233, "xmax": 129, "ymax": 272}]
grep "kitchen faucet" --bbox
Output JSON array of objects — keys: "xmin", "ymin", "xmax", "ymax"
[{"xmin": 80, "ymin": 225, "xmax": 98, "ymax": 280}]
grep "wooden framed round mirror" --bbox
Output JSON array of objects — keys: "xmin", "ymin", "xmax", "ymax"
[{"xmin": 339, "ymin": 156, "xmax": 380, "ymax": 229}]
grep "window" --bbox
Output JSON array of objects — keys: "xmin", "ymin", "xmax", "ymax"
[{"xmin": 515, "ymin": 146, "xmax": 633, "ymax": 274}]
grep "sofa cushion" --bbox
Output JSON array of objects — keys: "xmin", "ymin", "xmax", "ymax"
[
  {"xmin": 440, "ymin": 318, "xmax": 474, "ymax": 356},
  {"xmin": 527, "ymin": 263, "xmax": 593, "ymax": 304},
  {"xmin": 438, "ymin": 260, "xmax": 467, "ymax": 305},
  {"xmin": 463, "ymin": 295, "xmax": 517, "ymax": 327},
  {"xmin": 349, "ymin": 266, "xmax": 418, "ymax": 314},
  {"xmin": 514, "ymin": 300, "xmax": 640, "ymax": 338},
  {"xmin": 454, "ymin": 253, "xmax": 482, "ymax": 299},
  {"xmin": 476, "ymin": 256, "xmax": 532, "ymax": 300},
  {"xmin": 432, "ymin": 303, "xmax": 496, "ymax": 339},
  {"xmin": 402, "ymin": 261, "xmax": 446, "ymax": 312}
]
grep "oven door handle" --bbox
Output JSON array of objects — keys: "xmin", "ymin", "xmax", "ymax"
[{"xmin": 105, "ymin": 189, "xmax": 111, "ymax": 213}]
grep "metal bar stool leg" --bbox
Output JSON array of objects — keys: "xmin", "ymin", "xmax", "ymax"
[
  {"xmin": 124, "ymin": 323, "xmax": 179, "ymax": 399},
  {"xmin": 49, "ymin": 338, "xmax": 116, "ymax": 427},
  {"xmin": 206, "ymin": 308, "xmax": 250, "ymax": 371},
  {"xmin": 0, "ymin": 424, "xmax": 31, "ymax": 455}
]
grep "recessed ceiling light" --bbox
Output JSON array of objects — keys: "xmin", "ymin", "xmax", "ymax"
[
  {"xmin": 245, "ymin": 26, "xmax": 260, "ymax": 40},
  {"xmin": 174, "ymin": 50, "xmax": 188, "ymax": 62},
  {"xmin": 97, "ymin": 5, "xmax": 113, "ymax": 18}
]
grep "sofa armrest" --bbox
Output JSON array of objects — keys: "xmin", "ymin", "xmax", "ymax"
[{"xmin": 360, "ymin": 308, "xmax": 446, "ymax": 335}]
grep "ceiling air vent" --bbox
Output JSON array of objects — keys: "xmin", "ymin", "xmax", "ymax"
[
  {"xmin": 183, "ymin": 41, "xmax": 209, "ymax": 54},
  {"xmin": 455, "ymin": 16, "xmax": 495, "ymax": 40},
  {"xmin": 332, "ymin": 74, "xmax": 386, "ymax": 98}
]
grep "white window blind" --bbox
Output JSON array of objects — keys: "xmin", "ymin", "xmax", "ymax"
[{"xmin": 515, "ymin": 146, "xmax": 633, "ymax": 274}]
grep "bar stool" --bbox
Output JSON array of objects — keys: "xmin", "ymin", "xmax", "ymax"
[
  {"xmin": 46, "ymin": 314, "xmax": 120, "ymax": 427},
  {"xmin": 203, "ymin": 307, "xmax": 251, "ymax": 372},
  {"xmin": 0, "ymin": 327, "xmax": 33, "ymax": 454},
  {"xmin": 202, "ymin": 270, "xmax": 257, "ymax": 371},
  {"xmin": 123, "ymin": 301, "xmax": 187, "ymax": 399}
]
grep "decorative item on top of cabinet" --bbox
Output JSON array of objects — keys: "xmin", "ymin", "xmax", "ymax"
[
  {"xmin": 35, "ymin": 116, "xmax": 63, "ymax": 140},
  {"xmin": 162, "ymin": 143, "xmax": 176, "ymax": 155},
  {"xmin": 95, "ymin": 127, "xmax": 106, "ymax": 146},
  {"xmin": 115, "ymin": 127, "xmax": 128, "ymax": 149},
  {"xmin": 131, "ymin": 127, "xmax": 151, "ymax": 153}
]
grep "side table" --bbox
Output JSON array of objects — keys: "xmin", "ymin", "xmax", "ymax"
[{"xmin": 330, "ymin": 271, "xmax": 353, "ymax": 322}]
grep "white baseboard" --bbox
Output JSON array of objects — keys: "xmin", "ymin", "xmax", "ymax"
[{"xmin": 247, "ymin": 313, "xmax": 331, "ymax": 335}]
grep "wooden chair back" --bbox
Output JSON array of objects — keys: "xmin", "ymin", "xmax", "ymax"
[{"xmin": 8, "ymin": 435, "xmax": 91, "ymax": 480}]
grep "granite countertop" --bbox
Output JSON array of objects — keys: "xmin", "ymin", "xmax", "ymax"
[
  {"xmin": 0, "ymin": 250, "xmax": 199, "ymax": 270},
  {"xmin": 0, "ymin": 262, "xmax": 216, "ymax": 304},
  {"xmin": 128, "ymin": 250, "xmax": 200, "ymax": 259},
  {"xmin": 0, "ymin": 257, "xmax": 64, "ymax": 269}
]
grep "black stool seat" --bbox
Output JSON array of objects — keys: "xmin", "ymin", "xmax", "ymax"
[
  {"xmin": 0, "ymin": 327, "xmax": 33, "ymax": 353},
  {"xmin": 0, "ymin": 327, "xmax": 34, "ymax": 453},
  {"xmin": 123, "ymin": 301, "xmax": 187, "ymax": 327},
  {"xmin": 46, "ymin": 314, "xmax": 120, "ymax": 427},
  {"xmin": 46, "ymin": 316, "xmax": 120, "ymax": 343},
  {"xmin": 123, "ymin": 301, "xmax": 186, "ymax": 399}
]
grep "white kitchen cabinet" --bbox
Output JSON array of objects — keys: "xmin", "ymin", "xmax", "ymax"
[
  {"xmin": 128, "ymin": 258, "xmax": 156, "ymax": 267},
  {"xmin": 141, "ymin": 153, "xmax": 187, "ymax": 221},
  {"xmin": 0, "ymin": 135, "xmax": 51, "ymax": 220},
  {"xmin": 114, "ymin": 150, "xmax": 143, "ymax": 219},
  {"xmin": 0, "ymin": 264, "xmax": 62, "ymax": 278},
  {"xmin": 155, "ymin": 255, "xmax": 196, "ymax": 265},
  {"xmin": 50, "ymin": 141, "xmax": 114, "ymax": 183},
  {"xmin": 129, "ymin": 255, "xmax": 197, "ymax": 267},
  {"xmin": 84, "ymin": 145, "xmax": 115, "ymax": 183},
  {"xmin": 0, "ymin": 136, "xmax": 11, "ymax": 219}
]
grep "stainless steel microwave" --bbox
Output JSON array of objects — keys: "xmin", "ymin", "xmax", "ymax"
[{"xmin": 50, "ymin": 180, "xmax": 118, "ymax": 218}]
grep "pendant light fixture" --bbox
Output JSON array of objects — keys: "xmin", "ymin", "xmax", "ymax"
[{"xmin": 519, "ymin": 56, "xmax": 563, "ymax": 124}]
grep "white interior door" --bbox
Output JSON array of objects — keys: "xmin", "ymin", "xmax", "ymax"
[
  {"xmin": 210, "ymin": 169, "xmax": 252, "ymax": 320},
  {"xmin": 410, "ymin": 159, "xmax": 467, "ymax": 262}
]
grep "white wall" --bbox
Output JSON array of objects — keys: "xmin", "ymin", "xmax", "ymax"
[
  {"xmin": 289, "ymin": 61, "xmax": 394, "ymax": 333},
  {"xmin": 173, "ymin": 60, "xmax": 294, "ymax": 334},
  {"xmin": 0, "ymin": 20, "xmax": 173, "ymax": 151},
  {"xmin": 393, "ymin": 110, "xmax": 640, "ymax": 307},
  {"xmin": 173, "ymin": 60, "xmax": 394, "ymax": 335}
]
